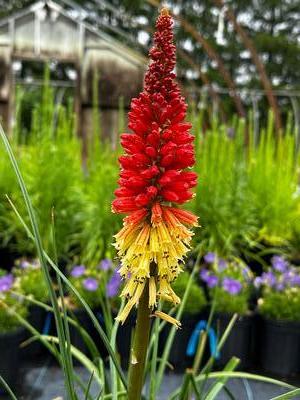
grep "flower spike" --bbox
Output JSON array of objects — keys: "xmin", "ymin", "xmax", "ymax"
[{"xmin": 112, "ymin": 8, "xmax": 199, "ymax": 324}]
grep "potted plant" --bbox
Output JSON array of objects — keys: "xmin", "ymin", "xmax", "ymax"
[
  {"xmin": 200, "ymin": 253, "xmax": 254, "ymax": 369},
  {"xmin": 13, "ymin": 258, "xmax": 49, "ymax": 358},
  {"xmin": 67, "ymin": 262, "xmax": 114, "ymax": 358},
  {"xmin": 255, "ymin": 255, "xmax": 300, "ymax": 376},
  {"xmin": 162, "ymin": 271, "xmax": 207, "ymax": 371},
  {"xmin": 0, "ymin": 270, "xmax": 28, "ymax": 389}
]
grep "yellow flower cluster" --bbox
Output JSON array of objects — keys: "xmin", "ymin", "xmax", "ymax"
[{"xmin": 114, "ymin": 207, "xmax": 197, "ymax": 323}]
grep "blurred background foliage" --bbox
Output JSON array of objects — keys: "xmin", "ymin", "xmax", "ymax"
[
  {"xmin": 0, "ymin": 76, "xmax": 299, "ymax": 269},
  {"xmin": 1, "ymin": 0, "xmax": 299, "ymax": 92}
]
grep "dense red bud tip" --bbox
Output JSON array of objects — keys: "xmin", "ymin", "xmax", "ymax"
[{"xmin": 112, "ymin": 10, "xmax": 197, "ymax": 217}]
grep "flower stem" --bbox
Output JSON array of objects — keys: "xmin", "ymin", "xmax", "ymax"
[{"xmin": 128, "ymin": 282, "xmax": 151, "ymax": 400}]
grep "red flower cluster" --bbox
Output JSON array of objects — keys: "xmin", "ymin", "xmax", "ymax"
[
  {"xmin": 112, "ymin": 9, "xmax": 197, "ymax": 216},
  {"xmin": 112, "ymin": 9, "xmax": 198, "ymax": 324}
]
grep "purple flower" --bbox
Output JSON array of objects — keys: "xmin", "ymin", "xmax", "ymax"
[
  {"xmin": 71, "ymin": 265, "xmax": 86, "ymax": 278},
  {"xmin": 271, "ymin": 256, "xmax": 288, "ymax": 273},
  {"xmin": 218, "ymin": 259, "xmax": 227, "ymax": 271},
  {"xmin": 206, "ymin": 275, "xmax": 218, "ymax": 288},
  {"xmin": 254, "ymin": 276, "xmax": 263, "ymax": 288},
  {"xmin": 99, "ymin": 258, "xmax": 112, "ymax": 271},
  {"xmin": 204, "ymin": 252, "xmax": 216, "ymax": 264},
  {"xmin": 261, "ymin": 271, "xmax": 276, "ymax": 287},
  {"xmin": 106, "ymin": 271, "xmax": 122, "ymax": 298},
  {"xmin": 200, "ymin": 268, "xmax": 210, "ymax": 282},
  {"xmin": 290, "ymin": 274, "xmax": 300, "ymax": 287},
  {"xmin": 0, "ymin": 274, "xmax": 14, "ymax": 292},
  {"xmin": 83, "ymin": 277, "xmax": 99, "ymax": 292},
  {"xmin": 276, "ymin": 282, "xmax": 285, "ymax": 292},
  {"xmin": 223, "ymin": 278, "xmax": 242, "ymax": 295}
]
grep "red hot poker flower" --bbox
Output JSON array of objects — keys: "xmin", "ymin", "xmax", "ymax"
[{"xmin": 112, "ymin": 8, "xmax": 198, "ymax": 324}]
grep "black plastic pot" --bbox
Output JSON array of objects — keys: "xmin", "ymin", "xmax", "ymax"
[
  {"xmin": 214, "ymin": 312, "xmax": 254, "ymax": 370},
  {"xmin": 0, "ymin": 328, "xmax": 24, "ymax": 390},
  {"xmin": 21, "ymin": 305, "xmax": 48, "ymax": 359},
  {"xmin": 161, "ymin": 313, "xmax": 206, "ymax": 372},
  {"xmin": 259, "ymin": 317, "xmax": 300, "ymax": 377}
]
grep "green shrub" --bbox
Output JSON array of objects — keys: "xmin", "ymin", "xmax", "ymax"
[
  {"xmin": 13, "ymin": 259, "xmax": 49, "ymax": 303},
  {"xmin": 259, "ymin": 288, "xmax": 300, "ymax": 321},
  {"xmin": 256, "ymin": 256, "xmax": 300, "ymax": 321},
  {"xmin": 80, "ymin": 138, "xmax": 122, "ymax": 265}
]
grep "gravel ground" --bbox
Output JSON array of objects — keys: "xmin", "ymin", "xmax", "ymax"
[{"xmin": 1, "ymin": 357, "xmax": 297, "ymax": 400}]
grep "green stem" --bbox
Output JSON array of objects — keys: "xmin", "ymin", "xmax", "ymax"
[
  {"xmin": 128, "ymin": 283, "xmax": 151, "ymax": 400},
  {"xmin": 193, "ymin": 330, "xmax": 207, "ymax": 374}
]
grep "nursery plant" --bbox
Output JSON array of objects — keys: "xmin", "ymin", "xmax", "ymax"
[
  {"xmin": 200, "ymin": 253, "xmax": 255, "ymax": 369},
  {"xmin": 13, "ymin": 258, "xmax": 49, "ymax": 303},
  {"xmin": 191, "ymin": 111, "xmax": 300, "ymax": 262},
  {"xmin": 256, "ymin": 255, "xmax": 300, "ymax": 321},
  {"xmin": 1, "ymin": 7, "xmax": 300, "ymax": 400},
  {"xmin": 0, "ymin": 269, "xmax": 27, "ymax": 333},
  {"xmin": 200, "ymin": 253, "xmax": 253, "ymax": 315},
  {"xmin": 0, "ymin": 270, "xmax": 28, "ymax": 388},
  {"xmin": 256, "ymin": 256, "xmax": 300, "ymax": 376},
  {"xmin": 0, "ymin": 82, "xmax": 85, "ymax": 263}
]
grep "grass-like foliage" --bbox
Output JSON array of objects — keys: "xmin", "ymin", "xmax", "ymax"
[{"xmin": 192, "ymin": 113, "xmax": 300, "ymax": 260}]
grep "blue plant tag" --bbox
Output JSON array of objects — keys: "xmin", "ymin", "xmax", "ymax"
[{"xmin": 186, "ymin": 320, "xmax": 220, "ymax": 359}]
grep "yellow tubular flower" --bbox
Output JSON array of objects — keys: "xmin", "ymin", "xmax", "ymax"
[{"xmin": 113, "ymin": 204, "xmax": 198, "ymax": 325}]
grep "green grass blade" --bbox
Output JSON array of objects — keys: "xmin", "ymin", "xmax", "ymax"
[
  {"xmin": 201, "ymin": 313, "xmax": 238, "ymax": 374},
  {"xmin": 42, "ymin": 335, "xmax": 102, "ymax": 387},
  {"xmin": 178, "ymin": 371, "xmax": 193, "ymax": 400},
  {"xmin": 204, "ymin": 357, "xmax": 240, "ymax": 400},
  {"xmin": 156, "ymin": 250, "xmax": 203, "ymax": 390},
  {"xmin": 6, "ymin": 190, "xmax": 127, "ymax": 389},
  {"xmin": 84, "ymin": 371, "xmax": 95, "ymax": 400},
  {"xmin": 270, "ymin": 389, "xmax": 300, "ymax": 400},
  {"xmin": 196, "ymin": 372, "xmax": 295, "ymax": 390},
  {"xmin": 109, "ymin": 300, "xmax": 124, "ymax": 399},
  {"xmin": 0, "ymin": 376, "xmax": 18, "ymax": 400},
  {"xmin": 149, "ymin": 306, "xmax": 161, "ymax": 399},
  {"xmin": 0, "ymin": 123, "xmax": 78, "ymax": 400}
]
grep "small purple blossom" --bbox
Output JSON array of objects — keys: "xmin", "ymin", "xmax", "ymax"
[
  {"xmin": 218, "ymin": 259, "xmax": 227, "ymax": 271},
  {"xmin": 261, "ymin": 271, "xmax": 276, "ymax": 287},
  {"xmin": 276, "ymin": 282, "xmax": 285, "ymax": 292},
  {"xmin": 71, "ymin": 265, "xmax": 86, "ymax": 278},
  {"xmin": 99, "ymin": 259, "xmax": 112, "ymax": 271},
  {"xmin": 0, "ymin": 274, "xmax": 14, "ymax": 292},
  {"xmin": 254, "ymin": 276, "xmax": 263, "ymax": 288},
  {"xmin": 200, "ymin": 268, "xmax": 210, "ymax": 282},
  {"xmin": 106, "ymin": 271, "xmax": 122, "ymax": 298},
  {"xmin": 83, "ymin": 277, "xmax": 99, "ymax": 291},
  {"xmin": 290, "ymin": 274, "xmax": 300, "ymax": 286},
  {"xmin": 204, "ymin": 252, "xmax": 216, "ymax": 264},
  {"xmin": 282, "ymin": 270, "xmax": 293, "ymax": 285},
  {"xmin": 271, "ymin": 256, "xmax": 288, "ymax": 273},
  {"xmin": 206, "ymin": 275, "xmax": 218, "ymax": 288},
  {"xmin": 223, "ymin": 278, "xmax": 242, "ymax": 295},
  {"xmin": 200, "ymin": 269, "xmax": 218, "ymax": 287}
]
